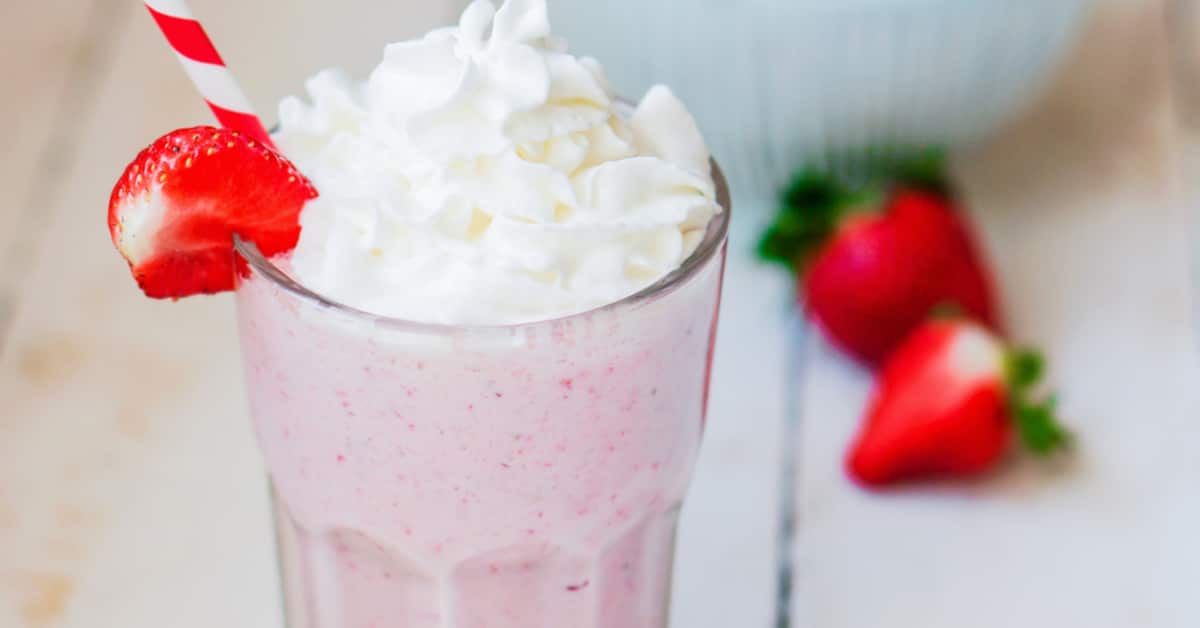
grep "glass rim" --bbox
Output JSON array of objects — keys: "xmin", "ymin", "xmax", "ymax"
[{"xmin": 234, "ymin": 158, "xmax": 731, "ymax": 334}]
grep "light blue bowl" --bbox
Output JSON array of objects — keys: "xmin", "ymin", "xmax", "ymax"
[{"xmin": 553, "ymin": 0, "xmax": 1092, "ymax": 206}]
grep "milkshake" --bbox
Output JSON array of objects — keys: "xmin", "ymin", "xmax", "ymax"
[
  {"xmin": 108, "ymin": 0, "xmax": 727, "ymax": 625},
  {"xmin": 235, "ymin": 218, "xmax": 725, "ymax": 626},
  {"xmin": 239, "ymin": 1, "xmax": 726, "ymax": 626}
]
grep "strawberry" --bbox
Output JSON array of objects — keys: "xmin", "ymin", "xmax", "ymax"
[
  {"xmin": 846, "ymin": 319, "xmax": 1069, "ymax": 487},
  {"xmin": 108, "ymin": 126, "xmax": 317, "ymax": 298},
  {"xmin": 759, "ymin": 158, "xmax": 999, "ymax": 367}
]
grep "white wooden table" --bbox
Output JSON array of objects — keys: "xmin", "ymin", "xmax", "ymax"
[{"xmin": 2, "ymin": 1, "xmax": 1197, "ymax": 627}]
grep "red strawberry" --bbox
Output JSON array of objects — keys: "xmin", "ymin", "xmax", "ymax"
[
  {"xmin": 805, "ymin": 189, "xmax": 998, "ymax": 366},
  {"xmin": 759, "ymin": 162, "xmax": 998, "ymax": 367},
  {"xmin": 846, "ymin": 319, "xmax": 1068, "ymax": 487},
  {"xmin": 108, "ymin": 126, "xmax": 317, "ymax": 298}
]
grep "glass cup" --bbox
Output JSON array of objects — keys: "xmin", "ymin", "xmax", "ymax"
[{"xmin": 231, "ymin": 166, "xmax": 730, "ymax": 627}]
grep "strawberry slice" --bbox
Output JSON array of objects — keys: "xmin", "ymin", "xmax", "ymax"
[
  {"xmin": 108, "ymin": 126, "xmax": 317, "ymax": 298},
  {"xmin": 846, "ymin": 318, "xmax": 1069, "ymax": 487},
  {"xmin": 759, "ymin": 158, "xmax": 999, "ymax": 367}
]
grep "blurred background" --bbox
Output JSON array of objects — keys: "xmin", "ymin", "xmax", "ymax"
[{"xmin": 2, "ymin": 0, "xmax": 1199, "ymax": 627}]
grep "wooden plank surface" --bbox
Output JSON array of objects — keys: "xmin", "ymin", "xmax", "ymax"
[
  {"xmin": 792, "ymin": 2, "xmax": 1200, "ymax": 626},
  {"xmin": 0, "ymin": 2, "xmax": 788, "ymax": 627},
  {"xmin": 0, "ymin": 0, "xmax": 118, "ymax": 346}
]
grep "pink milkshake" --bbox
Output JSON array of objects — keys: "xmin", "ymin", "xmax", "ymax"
[
  {"xmin": 234, "ymin": 0, "xmax": 729, "ymax": 625},
  {"xmin": 235, "ymin": 204, "xmax": 725, "ymax": 626}
]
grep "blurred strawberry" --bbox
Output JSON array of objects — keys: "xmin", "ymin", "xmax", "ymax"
[
  {"xmin": 759, "ymin": 154, "xmax": 999, "ymax": 366},
  {"xmin": 846, "ymin": 318, "xmax": 1069, "ymax": 487}
]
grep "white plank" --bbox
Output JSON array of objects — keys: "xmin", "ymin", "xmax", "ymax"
[
  {"xmin": 0, "ymin": 3, "xmax": 272, "ymax": 625},
  {"xmin": 0, "ymin": 0, "xmax": 110, "ymax": 344},
  {"xmin": 792, "ymin": 1, "xmax": 1200, "ymax": 625},
  {"xmin": 0, "ymin": 0, "xmax": 94, "ymax": 224},
  {"xmin": 673, "ymin": 217, "xmax": 792, "ymax": 628}
]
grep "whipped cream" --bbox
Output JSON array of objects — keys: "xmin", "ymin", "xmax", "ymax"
[{"xmin": 275, "ymin": 0, "xmax": 720, "ymax": 325}]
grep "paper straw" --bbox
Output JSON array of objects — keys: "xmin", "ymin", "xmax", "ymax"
[{"xmin": 143, "ymin": 0, "xmax": 276, "ymax": 148}]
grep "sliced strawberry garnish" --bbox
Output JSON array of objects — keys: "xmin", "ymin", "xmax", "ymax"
[
  {"xmin": 108, "ymin": 126, "xmax": 317, "ymax": 298},
  {"xmin": 846, "ymin": 319, "xmax": 1069, "ymax": 487}
]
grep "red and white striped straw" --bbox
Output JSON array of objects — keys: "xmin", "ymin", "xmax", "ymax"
[{"xmin": 143, "ymin": 0, "xmax": 276, "ymax": 148}]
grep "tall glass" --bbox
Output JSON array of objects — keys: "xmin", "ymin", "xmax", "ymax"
[{"xmin": 232, "ymin": 168, "xmax": 730, "ymax": 627}]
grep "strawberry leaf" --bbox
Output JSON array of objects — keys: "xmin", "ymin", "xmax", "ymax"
[
  {"xmin": 1004, "ymin": 347, "xmax": 1069, "ymax": 454},
  {"xmin": 889, "ymin": 148, "xmax": 951, "ymax": 196},
  {"xmin": 1015, "ymin": 395, "xmax": 1070, "ymax": 454},
  {"xmin": 782, "ymin": 169, "xmax": 849, "ymax": 209},
  {"xmin": 1005, "ymin": 349, "xmax": 1044, "ymax": 392},
  {"xmin": 757, "ymin": 171, "xmax": 848, "ymax": 268},
  {"xmin": 757, "ymin": 147, "xmax": 951, "ymax": 272}
]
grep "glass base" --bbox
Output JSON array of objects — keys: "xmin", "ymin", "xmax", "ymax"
[{"xmin": 271, "ymin": 489, "xmax": 681, "ymax": 628}]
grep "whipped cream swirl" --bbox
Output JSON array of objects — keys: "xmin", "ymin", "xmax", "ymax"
[{"xmin": 275, "ymin": 0, "xmax": 720, "ymax": 325}]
